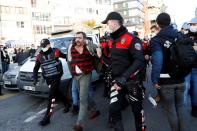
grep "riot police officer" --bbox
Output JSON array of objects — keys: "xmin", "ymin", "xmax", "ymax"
[
  {"xmin": 102, "ymin": 12, "xmax": 146, "ymax": 131},
  {"xmin": 33, "ymin": 39, "xmax": 70, "ymax": 126}
]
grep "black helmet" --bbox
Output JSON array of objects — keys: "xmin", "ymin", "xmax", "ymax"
[{"xmin": 40, "ymin": 39, "xmax": 50, "ymax": 48}]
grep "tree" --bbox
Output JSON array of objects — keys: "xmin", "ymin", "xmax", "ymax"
[{"xmin": 82, "ymin": 20, "xmax": 96, "ymax": 28}]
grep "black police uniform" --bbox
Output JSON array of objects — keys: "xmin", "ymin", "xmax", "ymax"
[
  {"xmin": 33, "ymin": 39, "xmax": 70, "ymax": 126},
  {"xmin": 106, "ymin": 26, "xmax": 146, "ymax": 131}
]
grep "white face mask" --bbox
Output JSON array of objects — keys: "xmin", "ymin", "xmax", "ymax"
[
  {"xmin": 151, "ymin": 33, "xmax": 156, "ymax": 37},
  {"xmin": 183, "ymin": 30, "xmax": 189, "ymax": 34},
  {"xmin": 42, "ymin": 46, "xmax": 50, "ymax": 52},
  {"xmin": 107, "ymin": 29, "xmax": 113, "ymax": 34},
  {"xmin": 190, "ymin": 26, "xmax": 197, "ymax": 33}
]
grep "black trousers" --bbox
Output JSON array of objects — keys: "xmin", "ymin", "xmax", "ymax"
[
  {"xmin": 109, "ymin": 81, "xmax": 145, "ymax": 131},
  {"xmin": 44, "ymin": 76, "xmax": 70, "ymax": 118},
  {"xmin": 0, "ymin": 85, "xmax": 2, "ymax": 94}
]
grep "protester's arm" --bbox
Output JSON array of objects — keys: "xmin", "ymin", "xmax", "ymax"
[
  {"xmin": 151, "ymin": 51, "xmax": 163, "ymax": 87},
  {"xmin": 150, "ymin": 39, "xmax": 163, "ymax": 89}
]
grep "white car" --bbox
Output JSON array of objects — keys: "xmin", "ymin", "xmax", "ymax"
[
  {"xmin": 18, "ymin": 34, "xmax": 100, "ymax": 98},
  {"xmin": 3, "ymin": 59, "xmax": 28, "ymax": 90}
]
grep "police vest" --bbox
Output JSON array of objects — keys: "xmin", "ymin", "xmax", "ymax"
[{"xmin": 40, "ymin": 49, "xmax": 62, "ymax": 78}]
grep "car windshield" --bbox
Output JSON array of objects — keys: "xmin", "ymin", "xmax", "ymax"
[
  {"xmin": 49, "ymin": 37, "xmax": 74, "ymax": 53},
  {"xmin": 32, "ymin": 36, "xmax": 93, "ymax": 58}
]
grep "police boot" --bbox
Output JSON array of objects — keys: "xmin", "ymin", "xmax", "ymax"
[
  {"xmin": 39, "ymin": 116, "xmax": 50, "ymax": 126},
  {"xmin": 71, "ymin": 105, "xmax": 79, "ymax": 115},
  {"xmin": 113, "ymin": 121, "xmax": 124, "ymax": 131},
  {"xmin": 0, "ymin": 86, "xmax": 3, "ymax": 96},
  {"xmin": 191, "ymin": 105, "xmax": 197, "ymax": 118},
  {"xmin": 63, "ymin": 104, "xmax": 71, "ymax": 113}
]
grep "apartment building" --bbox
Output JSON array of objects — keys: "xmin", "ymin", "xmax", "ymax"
[
  {"xmin": 147, "ymin": 0, "xmax": 165, "ymax": 25},
  {"xmin": 0, "ymin": 0, "xmax": 113, "ymax": 46},
  {"xmin": 0, "ymin": 0, "xmax": 32, "ymax": 45},
  {"xmin": 112, "ymin": 0, "xmax": 144, "ymax": 33}
]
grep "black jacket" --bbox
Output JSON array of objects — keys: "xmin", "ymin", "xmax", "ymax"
[{"xmin": 108, "ymin": 26, "xmax": 145, "ymax": 80}]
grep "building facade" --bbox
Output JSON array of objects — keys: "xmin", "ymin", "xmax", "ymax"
[
  {"xmin": 0, "ymin": 0, "xmax": 113, "ymax": 46},
  {"xmin": 147, "ymin": 0, "xmax": 165, "ymax": 26},
  {"xmin": 0, "ymin": 0, "xmax": 32, "ymax": 45},
  {"xmin": 112, "ymin": 0, "xmax": 144, "ymax": 34}
]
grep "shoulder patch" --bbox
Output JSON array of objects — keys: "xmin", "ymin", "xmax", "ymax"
[
  {"xmin": 121, "ymin": 38, "xmax": 126, "ymax": 44},
  {"xmin": 134, "ymin": 43, "xmax": 142, "ymax": 50}
]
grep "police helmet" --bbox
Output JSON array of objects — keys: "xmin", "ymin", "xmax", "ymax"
[{"xmin": 40, "ymin": 39, "xmax": 50, "ymax": 48}]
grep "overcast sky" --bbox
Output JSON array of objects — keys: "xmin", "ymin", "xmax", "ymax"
[{"xmin": 163, "ymin": 0, "xmax": 197, "ymax": 29}]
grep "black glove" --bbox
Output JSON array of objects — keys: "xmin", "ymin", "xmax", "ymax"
[
  {"xmin": 115, "ymin": 77, "xmax": 127, "ymax": 88},
  {"xmin": 33, "ymin": 80, "xmax": 38, "ymax": 86}
]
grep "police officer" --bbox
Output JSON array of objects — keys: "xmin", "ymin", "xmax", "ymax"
[
  {"xmin": 33, "ymin": 39, "xmax": 70, "ymax": 126},
  {"xmin": 102, "ymin": 12, "xmax": 146, "ymax": 131}
]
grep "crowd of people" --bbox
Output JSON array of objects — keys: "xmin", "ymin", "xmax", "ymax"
[
  {"xmin": 33, "ymin": 11, "xmax": 197, "ymax": 131},
  {"xmin": 1, "ymin": 11, "xmax": 197, "ymax": 131},
  {"xmin": 0, "ymin": 44, "xmax": 36, "ymax": 95}
]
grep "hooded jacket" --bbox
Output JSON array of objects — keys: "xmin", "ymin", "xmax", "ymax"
[{"xmin": 150, "ymin": 25, "xmax": 184, "ymax": 85}]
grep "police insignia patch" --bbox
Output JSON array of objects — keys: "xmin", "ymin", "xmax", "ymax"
[
  {"xmin": 121, "ymin": 38, "xmax": 126, "ymax": 44},
  {"xmin": 134, "ymin": 43, "xmax": 142, "ymax": 50}
]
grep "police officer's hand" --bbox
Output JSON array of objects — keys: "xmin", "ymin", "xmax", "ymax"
[
  {"xmin": 114, "ymin": 77, "xmax": 126, "ymax": 89},
  {"xmin": 33, "ymin": 80, "xmax": 38, "ymax": 86},
  {"xmin": 113, "ymin": 82, "xmax": 122, "ymax": 91},
  {"xmin": 193, "ymin": 45, "xmax": 197, "ymax": 51},
  {"xmin": 154, "ymin": 83, "xmax": 161, "ymax": 89}
]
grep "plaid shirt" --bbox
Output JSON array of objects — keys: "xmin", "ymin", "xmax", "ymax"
[{"xmin": 70, "ymin": 45, "xmax": 94, "ymax": 75}]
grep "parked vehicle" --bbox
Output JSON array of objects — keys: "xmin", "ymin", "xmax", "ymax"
[
  {"xmin": 3, "ymin": 59, "xmax": 28, "ymax": 90},
  {"xmin": 3, "ymin": 63, "xmax": 20, "ymax": 90},
  {"xmin": 18, "ymin": 34, "xmax": 100, "ymax": 98}
]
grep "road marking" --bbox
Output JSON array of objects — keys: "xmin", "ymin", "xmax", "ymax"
[
  {"xmin": 24, "ymin": 104, "xmax": 57, "ymax": 123},
  {"xmin": 0, "ymin": 93, "xmax": 19, "ymax": 100}
]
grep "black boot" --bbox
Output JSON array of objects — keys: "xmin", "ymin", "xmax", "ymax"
[
  {"xmin": 0, "ymin": 86, "xmax": 3, "ymax": 96},
  {"xmin": 39, "ymin": 116, "xmax": 50, "ymax": 126},
  {"xmin": 114, "ymin": 121, "xmax": 124, "ymax": 131},
  {"xmin": 71, "ymin": 105, "xmax": 79, "ymax": 115},
  {"xmin": 191, "ymin": 105, "xmax": 197, "ymax": 118},
  {"xmin": 63, "ymin": 104, "xmax": 71, "ymax": 113}
]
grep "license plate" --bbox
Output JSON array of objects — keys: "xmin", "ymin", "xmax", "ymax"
[
  {"xmin": 4, "ymin": 81, "xmax": 11, "ymax": 85},
  {"xmin": 23, "ymin": 86, "xmax": 35, "ymax": 91}
]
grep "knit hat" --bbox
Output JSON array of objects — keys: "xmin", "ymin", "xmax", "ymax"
[
  {"xmin": 156, "ymin": 13, "xmax": 171, "ymax": 28},
  {"xmin": 188, "ymin": 17, "xmax": 197, "ymax": 24},
  {"xmin": 102, "ymin": 12, "xmax": 123, "ymax": 24}
]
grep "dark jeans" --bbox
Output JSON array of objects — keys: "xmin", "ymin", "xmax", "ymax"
[
  {"xmin": 160, "ymin": 83, "xmax": 189, "ymax": 131},
  {"xmin": 44, "ymin": 77, "xmax": 70, "ymax": 118},
  {"xmin": 109, "ymin": 81, "xmax": 145, "ymax": 131}
]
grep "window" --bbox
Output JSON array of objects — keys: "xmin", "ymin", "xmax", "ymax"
[
  {"xmin": 123, "ymin": 11, "xmax": 127, "ymax": 15},
  {"xmin": 128, "ymin": 9, "xmax": 141, "ymax": 16},
  {"xmin": 17, "ymin": 21, "xmax": 24, "ymax": 28},
  {"xmin": 31, "ymin": 0, "xmax": 36, "ymax": 7}
]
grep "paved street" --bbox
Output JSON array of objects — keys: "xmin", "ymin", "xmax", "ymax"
[{"xmin": 0, "ymin": 77, "xmax": 197, "ymax": 131}]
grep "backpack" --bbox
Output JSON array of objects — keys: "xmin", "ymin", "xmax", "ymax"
[{"xmin": 160, "ymin": 37, "xmax": 196, "ymax": 79}]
